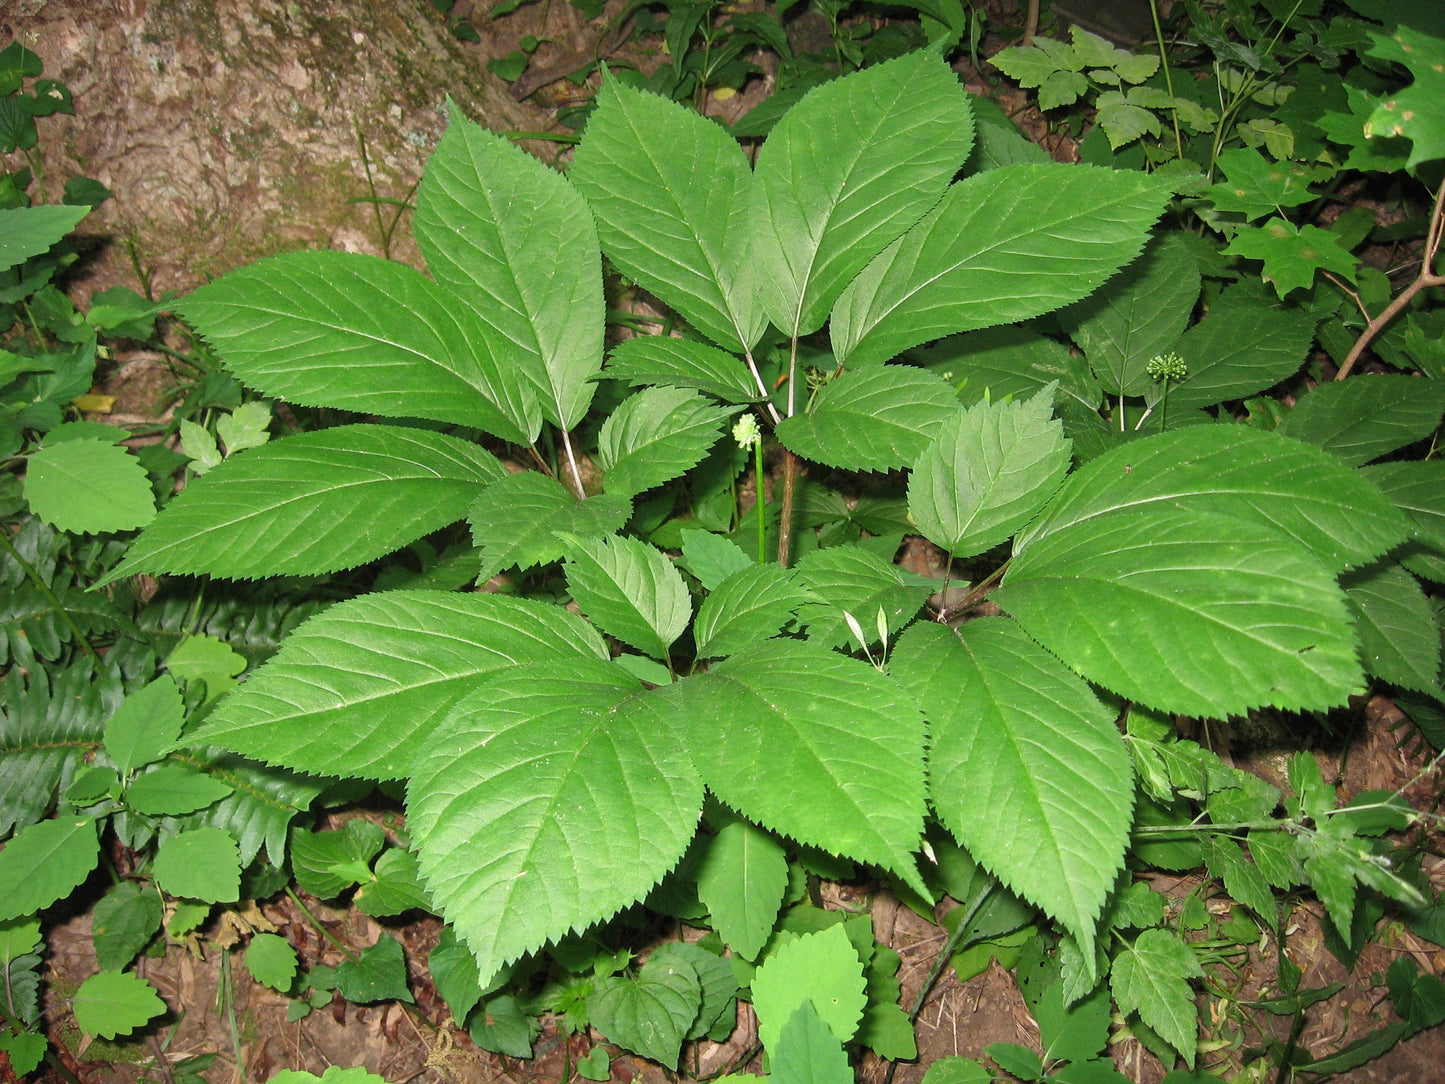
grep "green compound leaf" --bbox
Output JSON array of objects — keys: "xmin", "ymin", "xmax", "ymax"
[
  {"xmin": 0, "ymin": 204, "xmax": 88, "ymax": 271},
  {"xmin": 695, "ymin": 819, "xmax": 789, "ymax": 960},
  {"xmin": 794, "ymin": 545, "xmax": 934, "ymax": 653},
  {"xmin": 771, "ymin": 1001, "xmax": 854, "ymax": 1084},
  {"xmin": 469, "ymin": 472, "xmax": 630, "ymax": 583},
  {"xmin": 415, "ymin": 103, "xmax": 603, "ymax": 430},
  {"xmin": 1342, "ymin": 560, "xmax": 1444, "ymax": 695},
  {"xmin": 246, "ymin": 932, "xmax": 299, "ymax": 992},
  {"xmin": 1165, "ymin": 288, "xmax": 1316, "ymax": 411},
  {"xmin": 102, "ymin": 425, "xmax": 504, "ymax": 583},
  {"xmin": 598, "ymin": 386, "xmax": 733, "ymax": 500},
  {"xmin": 907, "ymin": 388, "xmax": 1071, "ymax": 560},
  {"xmin": 1361, "ymin": 460, "xmax": 1445, "ymax": 583},
  {"xmin": 176, "ymin": 250, "xmax": 539, "ymax": 443},
  {"xmin": 334, "ymin": 934, "xmax": 413, "ymax": 1004},
  {"xmin": 604, "ymin": 336, "xmax": 762, "ymax": 403},
  {"xmin": 776, "ymin": 364, "xmax": 960, "ymax": 473},
  {"xmin": 1364, "ymin": 24, "xmax": 1445, "ymax": 169},
  {"xmin": 1199, "ymin": 147, "xmax": 1320, "ymax": 220},
  {"xmin": 152, "ymin": 826, "xmax": 240, "ymax": 903},
  {"xmin": 125, "ymin": 764, "xmax": 234, "ymax": 816},
  {"xmin": 1222, "ymin": 218, "xmax": 1359, "ymax": 297},
  {"xmin": 92, "ymin": 882, "xmax": 163, "ymax": 972},
  {"xmin": 1202, "ymin": 835, "xmax": 1277, "ymax": 926},
  {"xmin": 190, "ymin": 591, "xmax": 605, "ymax": 781},
  {"xmin": 23, "ymin": 439, "xmax": 155, "ymax": 534},
  {"xmin": 752, "ymin": 49, "xmax": 974, "ymax": 337},
  {"xmin": 563, "ymin": 533, "xmax": 691, "ymax": 661},
  {"xmin": 751, "ymin": 924, "xmax": 867, "ymax": 1054},
  {"xmin": 1110, "ymin": 928, "xmax": 1204, "ymax": 1066},
  {"xmin": 693, "ymin": 564, "xmax": 816, "ymax": 661},
  {"xmin": 1276, "ymin": 374, "xmax": 1445, "ymax": 467},
  {"xmin": 1014, "ymin": 425, "xmax": 1408, "ymax": 573},
  {"xmin": 890, "ymin": 620, "xmax": 1132, "ymax": 964},
  {"xmin": 661, "ymin": 641, "xmax": 927, "ymax": 894},
  {"xmin": 407, "ymin": 659, "xmax": 702, "ymax": 982},
  {"xmin": 999, "ymin": 505, "xmax": 1364, "ymax": 718},
  {"xmin": 72, "ymin": 970, "xmax": 165, "ymax": 1039},
  {"xmin": 569, "ymin": 75, "xmax": 763, "ymax": 352},
  {"xmin": 1059, "ymin": 232, "xmax": 1199, "ymax": 399},
  {"xmin": 0, "ymin": 816, "xmax": 98, "ymax": 921},
  {"xmin": 104, "ymin": 675, "xmax": 184, "ymax": 773},
  {"xmin": 590, "ymin": 953, "xmax": 702, "ymax": 1069},
  {"xmin": 831, "ymin": 165, "xmax": 1174, "ymax": 368}
]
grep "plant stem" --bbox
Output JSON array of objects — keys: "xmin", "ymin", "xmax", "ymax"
[
  {"xmin": 559, "ymin": 425, "xmax": 587, "ymax": 499},
  {"xmin": 1147, "ymin": 0, "xmax": 1184, "ymax": 160},
  {"xmin": 0, "ymin": 529, "xmax": 98, "ymax": 659},
  {"xmin": 754, "ymin": 435, "xmax": 767, "ymax": 564},
  {"xmin": 777, "ymin": 447, "xmax": 796, "ymax": 568},
  {"xmin": 284, "ymin": 886, "xmax": 359, "ymax": 962}
]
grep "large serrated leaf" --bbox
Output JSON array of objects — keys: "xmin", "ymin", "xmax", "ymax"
[
  {"xmin": 776, "ymin": 365, "xmax": 959, "ymax": 472},
  {"xmin": 890, "ymin": 619, "xmax": 1132, "ymax": 963},
  {"xmin": 604, "ymin": 336, "xmax": 763, "ymax": 403},
  {"xmin": 415, "ymin": 104, "xmax": 603, "ymax": 429},
  {"xmin": 1165, "ymin": 290, "xmax": 1316, "ymax": 410},
  {"xmin": 751, "ymin": 50, "xmax": 974, "ymax": 338},
  {"xmin": 0, "ymin": 204, "xmax": 88, "ymax": 272},
  {"xmin": 1110, "ymin": 928, "xmax": 1203, "ymax": 1065},
  {"xmin": 998, "ymin": 506, "xmax": 1364, "ymax": 718},
  {"xmin": 190, "ymin": 591, "xmax": 606, "ymax": 780},
  {"xmin": 469, "ymin": 472, "xmax": 630, "ymax": 583},
  {"xmin": 406, "ymin": 659, "xmax": 703, "ymax": 981},
  {"xmin": 1276, "ymin": 374, "xmax": 1445, "ymax": 466},
  {"xmin": 658, "ymin": 641, "xmax": 926, "ymax": 893},
  {"xmin": 176, "ymin": 250, "xmax": 539, "ymax": 442},
  {"xmin": 101, "ymin": 425, "xmax": 503, "ymax": 583},
  {"xmin": 694, "ymin": 564, "xmax": 816, "ymax": 660},
  {"xmin": 1342, "ymin": 560, "xmax": 1444, "ymax": 695},
  {"xmin": 1014, "ymin": 426, "xmax": 1408, "ymax": 573},
  {"xmin": 1360, "ymin": 459, "xmax": 1445, "ymax": 583},
  {"xmin": 569, "ymin": 77, "xmax": 762, "ymax": 352},
  {"xmin": 831, "ymin": 165, "xmax": 1175, "ymax": 368},
  {"xmin": 598, "ymin": 386, "xmax": 733, "ymax": 499},
  {"xmin": 751, "ymin": 924, "xmax": 867, "ymax": 1053},
  {"xmin": 794, "ymin": 546, "xmax": 934, "ymax": 652},
  {"xmin": 563, "ymin": 533, "xmax": 691, "ymax": 661},
  {"xmin": 907, "ymin": 389, "xmax": 1071, "ymax": 559}
]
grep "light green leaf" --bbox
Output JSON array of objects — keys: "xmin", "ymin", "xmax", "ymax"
[
  {"xmin": 1014, "ymin": 425, "xmax": 1409, "ymax": 573},
  {"xmin": 908, "ymin": 388, "xmax": 1071, "ymax": 559},
  {"xmin": 407, "ymin": 659, "xmax": 702, "ymax": 982},
  {"xmin": 334, "ymin": 934, "xmax": 413, "ymax": 1003},
  {"xmin": 0, "ymin": 204, "xmax": 88, "ymax": 272},
  {"xmin": 469, "ymin": 472, "xmax": 630, "ymax": 583},
  {"xmin": 101, "ymin": 424, "xmax": 504, "ymax": 583},
  {"xmin": 1360, "ymin": 460, "xmax": 1445, "ymax": 583},
  {"xmin": 890, "ymin": 620, "xmax": 1132, "ymax": 962},
  {"xmin": 428, "ymin": 926, "xmax": 483, "ymax": 1024},
  {"xmin": 1276, "ymin": 374, "xmax": 1445, "ymax": 467},
  {"xmin": 1364, "ymin": 25, "xmax": 1445, "ymax": 169},
  {"xmin": 604, "ymin": 336, "xmax": 763, "ymax": 403},
  {"xmin": 176, "ymin": 250, "xmax": 540, "ymax": 442},
  {"xmin": 831, "ymin": 165, "xmax": 1174, "ymax": 368},
  {"xmin": 563, "ymin": 533, "xmax": 691, "ymax": 661},
  {"xmin": 751, "ymin": 924, "xmax": 867, "ymax": 1053},
  {"xmin": 569, "ymin": 76, "xmax": 762, "ymax": 352},
  {"xmin": 590, "ymin": 954, "xmax": 702, "ymax": 1068},
  {"xmin": 1342, "ymin": 560, "xmax": 1443, "ymax": 695},
  {"xmin": 469, "ymin": 992, "xmax": 538, "ymax": 1058},
  {"xmin": 24, "ymin": 439, "xmax": 154, "ymax": 534},
  {"xmin": 771, "ymin": 1001, "xmax": 854, "ymax": 1084},
  {"xmin": 752, "ymin": 49, "xmax": 975, "ymax": 337},
  {"xmin": 104, "ymin": 675, "xmax": 184, "ymax": 773},
  {"xmin": 247, "ymin": 932, "xmax": 298, "ymax": 991},
  {"xmin": 695, "ymin": 819, "xmax": 789, "ymax": 960},
  {"xmin": 1110, "ymin": 928, "xmax": 1204, "ymax": 1066},
  {"xmin": 1095, "ymin": 89, "xmax": 1164, "ymax": 149},
  {"xmin": 216, "ymin": 400, "xmax": 272, "ymax": 454},
  {"xmin": 1059, "ymin": 232, "xmax": 1199, "ymax": 398},
  {"xmin": 660, "ymin": 641, "xmax": 927, "ymax": 893},
  {"xmin": 913, "ymin": 325, "xmax": 1102, "ymax": 411},
  {"xmin": 920, "ymin": 1057, "xmax": 994, "ymax": 1084},
  {"xmin": 999, "ymin": 505, "xmax": 1363, "ymax": 718},
  {"xmin": 268, "ymin": 1069, "xmax": 388, "ymax": 1084},
  {"xmin": 190, "ymin": 591, "xmax": 606, "ymax": 780},
  {"xmin": 0, "ymin": 816, "xmax": 98, "ymax": 921},
  {"xmin": 776, "ymin": 365, "xmax": 960, "ymax": 472},
  {"xmin": 794, "ymin": 546, "xmax": 934, "ymax": 652},
  {"xmin": 125, "ymin": 765, "xmax": 234, "ymax": 816},
  {"xmin": 165, "ymin": 634, "xmax": 246, "ymax": 705},
  {"xmin": 1165, "ymin": 289, "xmax": 1316, "ymax": 410},
  {"xmin": 152, "ymin": 827, "xmax": 240, "ymax": 903},
  {"xmin": 0, "ymin": 1032, "xmax": 45, "ymax": 1076},
  {"xmin": 72, "ymin": 970, "xmax": 165, "ymax": 1039},
  {"xmin": 598, "ymin": 386, "xmax": 733, "ymax": 499},
  {"xmin": 694, "ymin": 564, "xmax": 815, "ymax": 660},
  {"xmin": 415, "ymin": 103, "xmax": 603, "ymax": 429}
]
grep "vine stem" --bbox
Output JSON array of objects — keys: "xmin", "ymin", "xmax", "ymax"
[{"xmin": 1335, "ymin": 179, "xmax": 1445, "ymax": 381}]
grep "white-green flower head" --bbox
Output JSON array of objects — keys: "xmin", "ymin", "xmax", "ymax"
[
  {"xmin": 1146, "ymin": 352, "xmax": 1188, "ymax": 382},
  {"xmin": 733, "ymin": 413, "xmax": 761, "ymax": 451}
]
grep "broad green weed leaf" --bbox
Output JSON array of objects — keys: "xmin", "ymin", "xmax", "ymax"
[
  {"xmin": 1342, "ymin": 560, "xmax": 1443, "ymax": 695},
  {"xmin": 660, "ymin": 641, "xmax": 927, "ymax": 893},
  {"xmin": 166, "ymin": 634, "xmax": 246, "ymax": 706},
  {"xmin": 776, "ymin": 364, "xmax": 959, "ymax": 472},
  {"xmin": 912, "ymin": 325, "xmax": 1101, "ymax": 411},
  {"xmin": 124, "ymin": 765, "xmax": 233, "ymax": 816},
  {"xmin": 1014, "ymin": 426, "xmax": 1408, "ymax": 572},
  {"xmin": 1199, "ymin": 147, "xmax": 1319, "ymax": 220},
  {"xmin": 604, "ymin": 336, "xmax": 763, "ymax": 403},
  {"xmin": 268, "ymin": 1070, "xmax": 388, "ymax": 1084},
  {"xmin": 1060, "ymin": 232, "xmax": 1199, "ymax": 399},
  {"xmin": 415, "ymin": 104, "xmax": 603, "ymax": 429},
  {"xmin": 1111, "ymin": 928, "xmax": 1204, "ymax": 1065},
  {"xmin": 563, "ymin": 533, "xmax": 691, "ymax": 661},
  {"xmin": 103, "ymin": 424, "xmax": 504, "ymax": 583},
  {"xmin": 908, "ymin": 388, "xmax": 1071, "ymax": 559},
  {"xmin": 291, "ymin": 820, "xmax": 385, "ymax": 899},
  {"xmin": 680, "ymin": 528, "xmax": 753, "ymax": 592},
  {"xmin": 590, "ymin": 953, "xmax": 702, "ymax": 1068},
  {"xmin": 890, "ymin": 620, "xmax": 1131, "ymax": 962},
  {"xmin": 794, "ymin": 546, "xmax": 934, "ymax": 652},
  {"xmin": 191, "ymin": 591, "xmax": 606, "ymax": 780},
  {"xmin": 598, "ymin": 386, "xmax": 733, "ymax": 499},
  {"xmin": 468, "ymin": 993, "xmax": 538, "ymax": 1058},
  {"xmin": 72, "ymin": 970, "xmax": 165, "ymax": 1039},
  {"xmin": 177, "ymin": 250, "xmax": 539, "ymax": 442},
  {"xmin": 1202, "ymin": 836, "xmax": 1276, "ymax": 925},
  {"xmin": 469, "ymin": 472, "xmax": 630, "ymax": 583},
  {"xmin": 407, "ymin": 659, "xmax": 703, "ymax": 981},
  {"xmin": 832, "ymin": 165, "xmax": 1174, "ymax": 367},
  {"xmin": 0, "ymin": 1031, "xmax": 45, "ymax": 1076},
  {"xmin": 648, "ymin": 940, "xmax": 738, "ymax": 1040},
  {"xmin": 428, "ymin": 926, "xmax": 483, "ymax": 1024},
  {"xmin": 1276, "ymin": 374, "xmax": 1445, "ymax": 467},
  {"xmin": 570, "ymin": 76, "xmax": 763, "ymax": 352},
  {"xmin": 1360, "ymin": 460, "xmax": 1445, "ymax": 583},
  {"xmin": 0, "ymin": 204, "xmax": 88, "ymax": 271},
  {"xmin": 693, "ymin": 564, "xmax": 815, "ymax": 660},
  {"xmin": 918, "ymin": 1057, "xmax": 993, "ymax": 1084},
  {"xmin": 92, "ymin": 883, "xmax": 163, "ymax": 972},
  {"xmin": 246, "ymin": 932, "xmax": 299, "ymax": 992},
  {"xmin": 1364, "ymin": 24, "xmax": 1445, "ymax": 168},
  {"xmin": 354, "ymin": 847, "xmax": 432, "ymax": 917},
  {"xmin": 104, "ymin": 675, "xmax": 184, "ymax": 773},
  {"xmin": 695, "ymin": 819, "xmax": 788, "ymax": 960},
  {"xmin": 0, "ymin": 816, "xmax": 97, "ymax": 921},
  {"xmin": 751, "ymin": 924, "xmax": 867, "ymax": 1053},
  {"xmin": 1222, "ymin": 219, "xmax": 1359, "ymax": 298},
  {"xmin": 771, "ymin": 1001, "xmax": 854, "ymax": 1084},
  {"xmin": 1000, "ymin": 506, "xmax": 1364, "ymax": 717},
  {"xmin": 1165, "ymin": 289, "xmax": 1316, "ymax": 410},
  {"xmin": 152, "ymin": 826, "xmax": 240, "ymax": 903},
  {"xmin": 335, "ymin": 934, "xmax": 414, "ymax": 1003},
  {"xmin": 24, "ymin": 439, "xmax": 154, "ymax": 534},
  {"xmin": 752, "ymin": 50, "xmax": 974, "ymax": 337}
]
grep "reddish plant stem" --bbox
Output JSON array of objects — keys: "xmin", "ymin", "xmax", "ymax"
[{"xmin": 777, "ymin": 447, "xmax": 797, "ymax": 568}]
